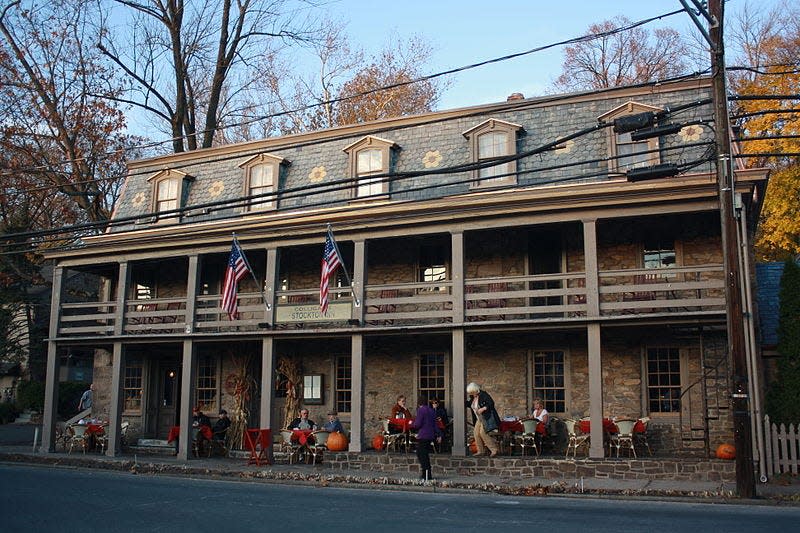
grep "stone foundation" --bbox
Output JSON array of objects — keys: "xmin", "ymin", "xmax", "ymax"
[{"xmin": 323, "ymin": 452, "xmax": 736, "ymax": 482}]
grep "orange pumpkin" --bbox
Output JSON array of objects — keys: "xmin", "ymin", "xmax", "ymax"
[
  {"xmin": 372, "ymin": 434, "xmax": 385, "ymax": 451},
  {"xmin": 327, "ymin": 431, "xmax": 349, "ymax": 451},
  {"xmin": 716, "ymin": 443, "xmax": 736, "ymax": 460},
  {"xmin": 469, "ymin": 438, "xmax": 477, "ymax": 455}
]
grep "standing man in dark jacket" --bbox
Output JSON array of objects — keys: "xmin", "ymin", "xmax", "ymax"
[{"xmin": 410, "ymin": 395, "xmax": 437, "ymax": 481}]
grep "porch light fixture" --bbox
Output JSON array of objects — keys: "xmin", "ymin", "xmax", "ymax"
[
  {"xmin": 626, "ymin": 163, "xmax": 679, "ymax": 182},
  {"xmin": 630, "ymin": 123, "xmax": 684, "ymax": 141}
]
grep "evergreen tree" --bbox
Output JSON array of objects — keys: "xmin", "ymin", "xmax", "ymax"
[{"xmin": 765, "ymin": 260, "xmax": 800, "ymax": 423}]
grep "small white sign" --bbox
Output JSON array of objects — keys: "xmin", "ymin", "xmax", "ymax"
[{"xmin": 275, "ymin": 301, "xmax": 351, "ymax": 323}]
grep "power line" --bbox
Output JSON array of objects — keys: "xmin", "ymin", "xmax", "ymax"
[{"xmin": 0, "ymin": 8, "xmax": 689, "ymax": 179}]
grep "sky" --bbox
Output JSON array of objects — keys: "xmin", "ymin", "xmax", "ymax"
[{"xmin": 318, "ymin": 0, "xmax": 781, "ymax": 110}]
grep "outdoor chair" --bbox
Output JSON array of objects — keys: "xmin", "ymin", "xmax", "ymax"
[
  {"xmin": 607, "ymin": 418, "xmax": 637, "ymax": 458},
  {"xmin": 563, "ymin": 418, "xmax": 589, "ymax": 458},
  {"xmin": 67, "ymin": 424, "xmax": 89, "ymax": 454},
  {"xmin": 279, "ymin": 429, "xmax": 302, "ymax": 464},
  {"xmin": 307, "ymin": 430, "xmax": 330, "ymax": 464},
  {"xmin": 210, "ymin": 427, "xmax": 229, "ymax": 457},
  {"xmin": 513, "ymin": 419, "xmax": 540, "ymax": 456},
  {"xmin": 192, "ymin": 426, "xmax": 211, "ymax": 458},
  {"xmin": 634, "ymin": 416, "xmax": 653, "ymax": 456},
  {"xmin": 381, "ymin": 419, "xmax": 403, "ymax": 453}
]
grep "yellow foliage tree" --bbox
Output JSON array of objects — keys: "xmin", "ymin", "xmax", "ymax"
[{"xmin": 731, "ymin": 18, "xmax": 800, "ymax": 259}]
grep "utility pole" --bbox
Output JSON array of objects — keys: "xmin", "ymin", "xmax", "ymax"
[{"xmin": 708, "ymin": 0, "xmax": 755, "ymax": 498}]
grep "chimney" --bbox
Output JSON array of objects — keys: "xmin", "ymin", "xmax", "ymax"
[{"xmin": 506, "ymin": 92, "xmax": 525, "ymax": 102}]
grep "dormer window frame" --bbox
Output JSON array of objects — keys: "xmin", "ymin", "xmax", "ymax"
[
  {"xmin": 146, "ymin": 169, "xmax": 194, "ymax": 223},
  {"xmin": 238, "ymin": 153, "xmax": 289, "ymax": 213},
  {"xmin": 598, "ymin": 101, "xmax": 663, "ymax": 174},
  {"xmin": 462, "ymin": 118, "xmax": 523, "ymax": 189},
  {"xmin": 343, "ymin": 135, "xmax": 398, "ymax": 200}
]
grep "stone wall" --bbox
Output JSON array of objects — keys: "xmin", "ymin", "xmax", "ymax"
[{"xmin": 324, "ymin": 452, "xmax": 736, "ymax": 482}]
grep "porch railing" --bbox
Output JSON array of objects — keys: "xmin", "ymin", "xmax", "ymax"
[{"xmin": 55, "ymin": 264, "xmax": 728, "ymax": 336}]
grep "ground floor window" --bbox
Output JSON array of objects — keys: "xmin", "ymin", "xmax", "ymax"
[
  {"xmin": 647, "ymin": 346, "xmax": 681, "ymax": 413},
  {"xmin": 418, "ymin": 353, "xmax": 446, "ymax": 405},
  {"xmin": 124, "ymin": 359, "xmax": 143, "ymax": 412},
  {"xmin": 335, "ymin": 355, "xmax": 352, "ymax": 413},
  {"xmin": 532, "ymin": 350, "xmax": 565, "ymax": 413},
  {"xmin": 195, "ymin": 355, "xmax": 218, "ymax": 412}
]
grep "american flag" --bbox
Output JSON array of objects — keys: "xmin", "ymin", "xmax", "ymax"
[
  {"xmin": 319, "ymin": 230, "xmax": 342, "ymax": 314},
  {"xmin": 221, "ymin": 240, "xmax": 250, "ymax": 320}
]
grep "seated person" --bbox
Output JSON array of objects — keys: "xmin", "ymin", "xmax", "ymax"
[
  {"xmin": 529, "ymin": 398, "xmax": 549, "ymax": 425},
  {"xmin": 322, "ymin": 410, "xmax": 344, "ymax": 433},
  {"xmin": 430, "ymin": 398, "xmax": 448, "ymax": 429},
  {"xmin": 390, "ymin": 395, "xmax": 412, "ymax": 419},
  {"xmin": 288, "ymin": 408, "xmax": 316, "ymax": 430},
  {"xmin": 212, "ymin": 409, "xmax": 231, "ymax": 441},
  {"xmin": 192, "ymin": 406, "xmax": 211, "ymax": 428}
]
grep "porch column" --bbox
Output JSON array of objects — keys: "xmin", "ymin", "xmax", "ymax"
[
  {"xmin": 177, "ymin": 340, "xmax": 196, "ymax": 461},
  {"xmin": 349, "ymin": 334, "xmax": 365, "ymax": 452},
  {"xmin": 113, "ymin": 261, "xmax": 130, "ymax": 336},
  {"xmin": 262, "ymin": 248, "xmax": 278, "ymax": 326},
  {"xmin": 259, "ymin": 337, "xmax": 275, "ymax": 457},
  {"xmin": 185, "ymin": 255, "xmax": 199, "ymax": 334},
  {"xmin": 587, "ymin": 323, "xmax": 604, "ymax": 458},
  {"xmin": 452, "ymin": 328, "xmax": 466, "ymax": 456},
  {"xmin": 583, "ymin": 219, "xmax": 604, "ymax": 457},
  {"xmin": 451, "ymin": 231, "xmax": 464, "ymax": 323},
  {"xmin": 41, "ymin": 266, "xmax": 64, "ymax": 452},
  {"xmin": 106, "ymin": 342, "xmax": 124, "ymax": 456},
  {"xmin": 352, "ymin": 240, "xmax": 366, "ymax": 325},
  {"xmin": 582, "ymin": 219, "xmax": 600, "ymax": 318}
]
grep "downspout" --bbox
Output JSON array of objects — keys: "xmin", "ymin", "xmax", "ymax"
[{"xmin": 736, "ymin": 193, "xmax": 767, "ymax": 482}]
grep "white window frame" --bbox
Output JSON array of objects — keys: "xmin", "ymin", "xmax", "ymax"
[
  {"xmin": 343, "ymin": 135, "xmax": 398, "ymax": 200},
  {"xmin": 528, "ymin": 348, "xmax": 570, "ymax": 415},
  {"xmin": 146, "ymin": 169, "xmax": 193, "ymax": 222},
  {"xmin": 598, "ymin": 101, "xmax": 662, "ymax": 173},
  {"xmin": 462, "ymin": 118, "xmax": 523, "ymax": 188},
  {"xmin": 238, "ymin": 153, "xmax": 288, "ymax": 212}
]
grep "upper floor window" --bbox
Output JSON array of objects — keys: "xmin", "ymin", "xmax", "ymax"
[
  {"xmin": 598, "ymin": 101, "xmax": 662, "ymax": 173},
  {"xmin": 343, "ymin": 136, "xmax": 398, "ymax": 199},
  {"xmin": 238, "ymin": 153, "xmax": 288, "ymax": 212},
  {"xmin": 463, "ymin": 119, "xmax": 523, "ymax": 188},
  {"xmin": 418, "ymin": 242, "xmax": 448, "ymax": 292},
  {"xmin": 644, "ymin": 238, "xmax": 676, "ymax": 270},
  {"xmin": 147, "ymin": 169, "xmax": 193, "ymax": 222}
]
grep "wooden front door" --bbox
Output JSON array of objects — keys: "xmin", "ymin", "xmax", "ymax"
[{"xmin": 154, "ymin": 359, "xmax": 181, "ymax": 438}]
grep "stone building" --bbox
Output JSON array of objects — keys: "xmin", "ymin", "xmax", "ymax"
[{"xmin": 40, "ymin": 76, "xmax": 768, "ymax": 465}]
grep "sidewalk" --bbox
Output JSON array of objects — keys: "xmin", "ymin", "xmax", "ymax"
[{"xmin": 1, "ymin": 440, "xmax": 798, "ymax": 504}]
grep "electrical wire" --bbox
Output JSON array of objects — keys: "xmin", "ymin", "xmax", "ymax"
[{"xmin": 0, "ymin": 8, "xmax": 691, "ymax": 180}]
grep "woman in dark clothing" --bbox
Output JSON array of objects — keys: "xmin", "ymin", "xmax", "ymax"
[{"xmin": 410, "ymin": 395, "xmax": 437, "ymax": 481}]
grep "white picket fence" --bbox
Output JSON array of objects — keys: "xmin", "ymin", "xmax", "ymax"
[{"xmin": 764, "ymin": 415, "xmax": 800, "ymax": 476}]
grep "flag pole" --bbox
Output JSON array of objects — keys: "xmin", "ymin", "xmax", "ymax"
[
  {"xmin": 327, "ymin": 224, "xmax": 360, "ymax": 307},
  {"xmin": 232, "ymin": 233, "xmax": 272, "ymax": 311}
]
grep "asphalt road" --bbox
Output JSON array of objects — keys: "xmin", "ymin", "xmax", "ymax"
[{"xmin": 1, "ymin": 463, "xmax": 798, "ymax": 532}]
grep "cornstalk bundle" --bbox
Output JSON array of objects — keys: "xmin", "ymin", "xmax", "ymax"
[
  {"xmin": 277, "ymin": 356, "xmax": 301, "ymax": 429},
  {"xmin": 227, "ymin": 352, "xmax": 255, "ymax": 451}
]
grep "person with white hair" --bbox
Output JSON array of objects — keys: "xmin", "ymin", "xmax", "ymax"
[{"xmin": 466, "ymin": 382, "xmax": 500, "ymax": 457}]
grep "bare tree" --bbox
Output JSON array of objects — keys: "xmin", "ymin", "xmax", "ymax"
[
  {"xmin": 552, "ymin": 16, "xmax": 690, "ymax": 92},
  {"xmin": 98, "ymin": 0, "xmax": 318, "ymax": 152},
  {"xmin": 247, "ymin": 28, "xmax": 446, "ymax": 137},
  {"xmin": 0, "ymin": 0, "xmax": 131, "ymax": 225}
]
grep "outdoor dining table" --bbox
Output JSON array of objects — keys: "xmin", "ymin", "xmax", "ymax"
[
  {"xmin": 578, "ymin": 418, "xmax": 618, "ymax": 434},
  {"xmin": 244, "ymin": 428, "xmax": 271, "ymax": 466},
  {"xmin": 291, "ymin": 428, "xmax": 315, "ymax": 445},
  {"xmin": 167, "ymin": 425, "xmax": 212, "ymax": 443},
  {"xmin": 389, "ymin": 418, "xmax": 414, "ymax": 432}
]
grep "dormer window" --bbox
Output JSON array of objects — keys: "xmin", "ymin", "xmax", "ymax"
[
  {"xmin": 238, "ymin": 153, "xmax": 288, "ymax": 212},
  {"xmin": 343, "ymin": 136, "xmax": 398, "ymax": 199},
  {"xmin": 463, "ymin": 119, "xmax": 523, "ymax": 188},
  {"xmin": 147, "ymin": 169, "xmax": 193, "ymax": 222},
  {"xmin": 598, "ymin": 101, "xmax": 662, "ymax": 173}
]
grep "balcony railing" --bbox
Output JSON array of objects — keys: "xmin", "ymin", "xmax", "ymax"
[{"xmin": 55, "ymin": 265, "xmax": 727, "ymax": 337}]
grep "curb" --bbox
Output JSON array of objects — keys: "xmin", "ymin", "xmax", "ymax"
[{"xmin": 4, "ymin": 450, "xmax": 796, "ymax": 505}]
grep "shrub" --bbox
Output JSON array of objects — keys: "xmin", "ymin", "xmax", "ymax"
[
  {"xmin": 15, "ymin": 380, "xmax": 45, "ymax": 412},
  {"xmin": 766, "ymin": 260, "xmax": 800, "ymax": 424},
  {"xmin": 0, "ymin": 402, "xmax": 20, "ymax": 424}
]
